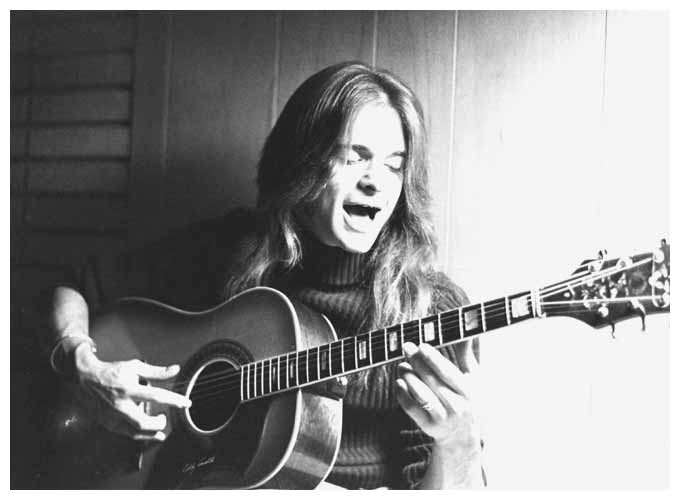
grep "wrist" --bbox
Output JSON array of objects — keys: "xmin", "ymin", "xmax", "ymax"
[{"xmin": 50, "ymin": 333, "xmax": 97, "ymax": 381}]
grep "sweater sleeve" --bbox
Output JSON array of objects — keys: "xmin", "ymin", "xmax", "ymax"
[
  {"xmin": 54, "ymin": 208, "xmax": 258, "ymax": 313},
  {"xmin": 398, "ymin": 272, "xmax": 479, "ymax": 489}
]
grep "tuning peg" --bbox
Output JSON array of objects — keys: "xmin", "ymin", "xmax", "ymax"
[
  {"xmin": 609, "ymin": 322, "xmax": 616, "ymax": 339},
  {"xmin": 598, "ymin": 249, "xmax": 608, "ymax": 260}
]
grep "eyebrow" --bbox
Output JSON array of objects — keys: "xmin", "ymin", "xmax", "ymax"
[{"xmin": 348, "ymin": 144, "xmax": 406, "ymax": 158}]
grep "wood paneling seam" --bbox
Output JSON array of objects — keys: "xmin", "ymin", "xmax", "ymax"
[
  {"xmin": 271, "ymin": 12, "xmax": 282, "ymax": 128},
  {"xmin": 444, "ymin": 10, "xmax": 459, "ymax": 275},
  {"xmin": 371, "ymin": 11, "xmax": 378, "ymax": 67}
]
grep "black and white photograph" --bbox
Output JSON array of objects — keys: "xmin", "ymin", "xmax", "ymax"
[{"xmin": 8, "ymin": 6, "xmax": 672, "ymax": 491}]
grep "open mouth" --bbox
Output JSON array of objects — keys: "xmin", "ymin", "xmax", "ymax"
[{"xmin": 343, "ymin": 203, "xmax": 380, "ymax": 221}]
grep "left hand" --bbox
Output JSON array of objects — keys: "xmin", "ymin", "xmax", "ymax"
[{"xmin": 395, "ymin": 341, "xmax": 481, "ymax": 449}]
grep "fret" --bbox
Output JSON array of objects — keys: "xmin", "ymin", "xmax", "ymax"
[
  {"xmin": 386, "ymin": 325, "xmax": 402, "ymax": 360},
  {"xmin": 241, "ymin": 365, "xmax": 246, "ymax": 401},
  {"xmin": 368, "ymin": 331, "xmax": 373, "ymax": 364},
  {"xmin": 485, "ymin": 297, "xmax": 510, "ymax": 331},
  {"xmin": 505, "ymin": 296, "xmax": 511, "ymax": 325},
  {"xmin": 320, "ymin": 344, "xmax": 331, "ymax": 379},
  {"xmin": 400, "ymin": 323, "xmax": 405, "ymax": 350},
  {"xmin": 437, "ymin": 313, "xmax": 443, "ymax": 345},
  {"xmin": 403, "ymin": 320, "xmax": 420, "ymax": 345},
  {"xmin": 307, "ymin": 347, "xmax": 319, "ymax": 383},
  {"xmin": 343, "ymin": 337, "xmax": 357, "ymax": 372},
  {"xmin": 297, "ymin": 350, "xmax": 308, "ymax": 385},
  {"xmin": 330, "ymin": 340, "xmax": 343, "ymax": 375},
  {"xmin": 269, "ymin": 360, "xmax": 274, "ymax": 394},
  {"xmin": 421, "ymin": 314, "xmax": 440, "ymax": 347},
  {"xmin": 480, "ymin": 302, "xmax": 487, "ymax": 332},
  {"xmin": 356, "ymin": 332, "xmax": 371, "ymax": 368},
  {"xmin": 255, "ymin": 362, "xmax": 262, "ymax": 397},
  {"xmin": 509, "ymin": 292, "xmax": 533, "ymax": 322},
  {"xmin": 278, "ymin": 356, "xmax": 285, "ymax": 390},
  {"xmin": 458, "ymin": 308, "xmax": 464, "ymax": 338},
  {"xmin": 371, "ymin": 328, "xmax": 386, "ymax": 363},
  {"xmin": 287, "ymin": 354, "xmax": 296, "ymax": 388},
  {"xmin": 440, "ymin": 310, "xmax": 461, "ymax": 343},
  {"xmin": 260, "ymin": 361, "xmax": 266, "ymax": 396},
  {"xmin": 383, "ymin": 328, "xmax": 388, "ymax": 360},
  {"xmin": 246, "ymin": 363, "xmax": 252, "ymax": 399},
  {"xmin": 267, "ymin": 358, "xmax": 272, "ymax": 394},
  {"xmin": 462, "ymin": 304, "xmax": 483, "ymax": 337}
]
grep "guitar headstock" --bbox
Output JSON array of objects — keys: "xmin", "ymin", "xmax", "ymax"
[{"xmin": 540, "ymin": 240, "xmax": 670, "ymax": 332}]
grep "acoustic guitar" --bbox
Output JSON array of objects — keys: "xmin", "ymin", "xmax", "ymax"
[{"xmin": 44, "ymin": 241, "xmax": 670, "ymax": 489}]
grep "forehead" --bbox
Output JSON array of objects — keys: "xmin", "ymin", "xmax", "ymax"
[{"xmin": 346, "ymin": 103, "xmax": 405, "ymax": 152}]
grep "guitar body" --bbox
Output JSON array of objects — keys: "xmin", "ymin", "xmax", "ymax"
[{"xmin": 43, "ymin": 287, "xmax": 343, "ymax": 489}]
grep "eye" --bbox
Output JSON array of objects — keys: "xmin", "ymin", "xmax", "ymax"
[
  {"xmin": 345, "ymin": 150, "xmax": 367, "ymax": 166},
  {"xmin": 385, "ymin": 155, "xmax": 405, "ymax": 171}
]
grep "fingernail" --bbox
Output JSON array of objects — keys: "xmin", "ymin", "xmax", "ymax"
[
  {"xmin": 154, "ymin": 431, "xmax": 166, "ymax": 441},
  {"xmin": 403, "ymin": 342, "xmax": 417, "ymax": 357}
]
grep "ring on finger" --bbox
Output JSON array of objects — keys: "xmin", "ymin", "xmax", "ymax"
[{"xmin": 420, "ymin": 401, "xmax": 434, "ymax": 412}]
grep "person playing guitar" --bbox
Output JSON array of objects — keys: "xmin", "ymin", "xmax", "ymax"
[{"xmin": 44, "ymin": 61, "xmax": 486, "ymax": 489}]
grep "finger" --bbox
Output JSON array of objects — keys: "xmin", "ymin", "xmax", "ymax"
[
  {"xmin": 395, "ymin": 377, "xmax": 430, "ymax": 426},
  {"xmin": 129, "ymin": 360, "xmax": 182, "ymax": 381},
  {"xmin": 115, "ymin": 398, "xmax": 169, "ymax": 432},
  {"xmin": 407, "ymin": 343, "xmax": 472, "ymax": 399},
  {"xmin": 399, "ymin": 368, "xmax": 447, "ymax": 421},
  {"xmin": 398, "ymin": 361, "xmax": 467, "ymax": 416},
  {"xmin": 132, "ymin": 431, "xmax": 167, "ymax": 442},
  {"xmin": 457, "ymin": 340, "xmax": 480, "ymax": 374},
  {"xmin": 127, "ymin": 384, "xmax": 192, "ymax": 408},
  {"xmin": 105, "ymin": 417, "xmax": 166, "ymax": 442}
]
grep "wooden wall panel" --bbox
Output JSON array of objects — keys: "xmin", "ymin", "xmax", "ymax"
[
  {"xmin": 29, "ymin": 125, "xmax": 130, "ymax": 157},
  {"xmin": 11, "ymin": 127, "xmax": 28, "ymax": 158},
  {"xmin": 10, "ymin": 162, "xmax": 25, "ymax": 193},
  {"xmin": 31, "ymin": 12, "xmax": 135, "ymax": 53},
  {"xmin": 277, "ymin": 11, "xmax": 375, "ymax": 116},
  {"xmin": 375, "ymin": 11, "xmax": 457, "ymax": 269},
  {"xmin": 24, "ymin": 198, "xmax": 128, "ymax": 231},
  {"xmin": 11, "ymin": 60, "xmax": 30, "ymax": 90},
  {"xmin": 449, "ymin": 11, "xmax": 606, "ymax": 297},
  {"xmin": 162, "ymin": 12, "xmax": 276, "ymax": 232},
  {"xmin": 27, "ymin": 161, "xmax": 128, "ymax": 194},
  {"xmin": 32, "ymin": 53, "xmax": 133, "ymax": 88},
  {"xmin": 31, "ymin": 90, "xmax": 131, "ymax": 123},
  {"xmin": 11, "ymin": 95, "xmax": 28, "ymax": 124}
]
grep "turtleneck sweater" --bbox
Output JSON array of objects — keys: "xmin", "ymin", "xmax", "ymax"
[{"xmin": 68, "ymin": 211, "xmax": 472, "ymax": 489}]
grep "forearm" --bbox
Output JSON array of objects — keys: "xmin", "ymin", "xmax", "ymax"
[
  {"xmin": 46, "ymin": 286, "xmax": 93, "ymax": 375},
  {"xmin": 418, "ymin": 439, "xmax": 484, "ymax": 489}
]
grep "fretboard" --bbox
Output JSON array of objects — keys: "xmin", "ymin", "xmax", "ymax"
[{"xmin": 240, "ymin": 290, "xmax": 538, "ymax": 401}]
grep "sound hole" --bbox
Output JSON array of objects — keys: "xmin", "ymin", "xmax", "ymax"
[{"xmin": 186, "ymin": 358, "xmax": 241, "ymax": 435}]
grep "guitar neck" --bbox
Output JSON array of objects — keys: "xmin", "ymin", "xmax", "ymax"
[{"xmin": 240, "ymin": 289, "xmax": 540, "ymax": 402}]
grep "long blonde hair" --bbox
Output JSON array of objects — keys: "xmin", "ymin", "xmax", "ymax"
[{"xmin": 225, "ymin": 61, "xmax": 439, "ymax": 330}]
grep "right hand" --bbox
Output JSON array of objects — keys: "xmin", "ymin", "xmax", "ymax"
[{"xmin": 72, "ymin": 343, "xmax": 192, "ymax": 441}]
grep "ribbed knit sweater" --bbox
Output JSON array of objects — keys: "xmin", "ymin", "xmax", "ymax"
[{"xmin": 70, "ymin": 210, "xmax": 473, "ymax": 489}]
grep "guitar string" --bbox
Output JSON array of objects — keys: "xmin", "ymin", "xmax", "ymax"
[
  {"xmin": 183, "ymin": 302, "xmax": 640, "ymax": 404},
  {"xmin": 181, "ymin": 258, "xmax": 661, "ymax": 400},
  {"xmin": 182, "ymin": 257, "xmax": 654, "ymax": 394},
  {"xmin": 184, "ymin": 279, "xmax": 659, "ymax": 399},
  {"xmin": 184, "ymin": 296, "xmax": 659, "ymax": 403}
]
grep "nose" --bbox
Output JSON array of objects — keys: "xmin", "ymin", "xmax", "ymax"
[{"xmin": 357, "ymin": 161, "xmax": 382, "ymax": 196}]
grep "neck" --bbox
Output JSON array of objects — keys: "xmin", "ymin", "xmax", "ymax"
[
  {"xmin": 297, "ymin": 235, "xmax": 368, "ymax": 287},
  {"xmin": 240, "ymin": 288, "xmax": 538, "ymax": 401}
]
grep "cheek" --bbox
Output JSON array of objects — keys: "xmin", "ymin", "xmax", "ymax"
[{"xmin": 386, "ymin": 173, "xmax": 404, "ymax": 210}]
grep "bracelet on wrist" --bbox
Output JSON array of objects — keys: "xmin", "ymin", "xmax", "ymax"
[{"xmin": 49, "ymin": 334, "xmax": 97, "ymax": 375}]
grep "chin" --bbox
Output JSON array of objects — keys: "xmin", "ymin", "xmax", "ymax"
[{"xmin": 338, "ymin": 234, "xmax": 378, "ymax": 254}]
